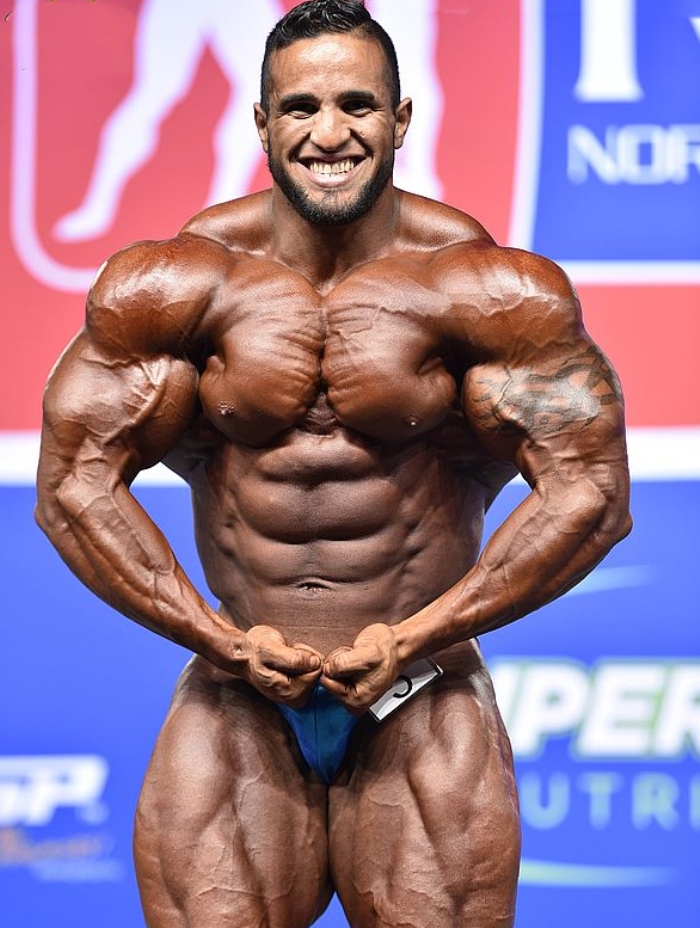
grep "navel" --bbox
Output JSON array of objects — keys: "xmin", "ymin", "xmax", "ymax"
[{"xmin": 296, "ymin": 579, "xmax": 334, "ymax": 594}]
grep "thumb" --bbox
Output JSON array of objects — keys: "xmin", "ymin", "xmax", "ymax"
[
  {"xmin": 324, "ymin": 646, "xmax": 364, "ymax": 679},
  {"xmin": 287, "ymin": 645, "xmax": 322, "ymax": 673}
]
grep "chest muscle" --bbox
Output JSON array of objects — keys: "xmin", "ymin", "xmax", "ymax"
[{"xmin": 198, "ymin": 268, "xmax": 458, "ymax": 445}]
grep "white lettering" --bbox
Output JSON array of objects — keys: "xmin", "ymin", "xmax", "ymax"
[
  {"xmin": 578, "ymin": 772, "xmax": 624, "ymax": 828},
  {"xmin": 519, "ymin": 772, "xmax": 570, "ymax": 829},
  {"xmin": 577, "ymin": 664, "xmax": 664, "ymax": 756},
  {"xmin": 617, "ymin": 124, "xmax": 671, "ymax": 183},
  {"xmin": 576, "ymin": 0, "xmax": 642, "ymax": 101},
  {"xmin": 666, "ymin": 125, "xmax": 700, "ymax": 183},
  {"xmin": 690, "ymin": 776, "xmax": 700, "ymax": 829},
  {"xmin": 0, "ymin": 756, "xmax": 108, "ymax": 827},
  {"xmin": 507, "ymin": 664, "xmax": 589, "ymax": 756},
  {"xmin": 632, "ymin": 774, "xmax": 681, "ymax": 830},
  {"xmin": 568, "ymin": 126, "xmax": 620, "ymax": 183},
  {"xmin": 516, "ymin": 771, "xmax": 698, "ymax": 832},
  {"xmin": 568, "ymin": 124, "xmax": 700, "ymax": 185},
  {"xmin": 490, "ymin": 660, "xmax": 700, "ymax": 759},
  {"xmin": 654, "ymin": 665, "xmax": 700, "ymax": 756}
]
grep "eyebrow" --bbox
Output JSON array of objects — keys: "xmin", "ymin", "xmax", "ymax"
[
  {"xmin": 276, "ymin": 90, "xmax": 380, "ymax": 109},
  {"xmin": 276, "ymin": 92, "xmax": 318, "ymax": 109}
]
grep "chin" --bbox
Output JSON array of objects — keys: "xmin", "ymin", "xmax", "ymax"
[{"xmin": 270, "ymin": 155, "xmax": 394, "ymax": 227}]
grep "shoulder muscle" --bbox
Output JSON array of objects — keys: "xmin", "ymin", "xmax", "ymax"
[
  {"xmin": 87, "ymin": 235, "xmax": 229, "ymax": 357},
  {"xmin": 438, "ymin": 244, "xmax": 583, "ymax": 361}
]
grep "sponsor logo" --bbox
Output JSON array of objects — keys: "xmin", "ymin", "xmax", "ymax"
[
  {"xmin": 567, "ymin": 124, "xmax": 700, "ymax": 186},
  {"xmin": 490, "ymin": 660, "xmax": 700, "ymax": 887},
  {"xmin": 514, "ymin": 0, "xmax": 700, "ymax": 280},
  {"xmin": 9, "ymin": 0, "xmax": 444, "ymax": 292},
  {"xmin": 492, "ymin": 659, "xmax": 700, "ymax": 760},
  {"xmin": 0, "ymin": 755, "xmax": 108, "ymax": 826},
  {"xmin": 0, "ymin": 755, "xmax": 124, "ymax": 883}
]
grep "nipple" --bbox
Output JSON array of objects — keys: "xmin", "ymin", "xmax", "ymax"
[{"xmin": 218, "ymin": 403, "xmax": 236, "ymax": 417}]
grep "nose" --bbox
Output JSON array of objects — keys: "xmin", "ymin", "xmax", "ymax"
[{"xmin": 309, "ymin": 106, "xmax": 351, "ymax": 151}]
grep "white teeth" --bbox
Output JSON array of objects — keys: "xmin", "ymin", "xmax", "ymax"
[{"xmin": 308, "ymin": 159, "xmax": 356, "ymax": 175}]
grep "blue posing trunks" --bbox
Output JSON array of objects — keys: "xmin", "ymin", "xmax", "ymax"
[{"xmin": 278, "ymin": 683, "xmax": 359, "ymax": 783}]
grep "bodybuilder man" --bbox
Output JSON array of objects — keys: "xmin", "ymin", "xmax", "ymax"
[{"xmin": 35, "ymin": 2, "xmax": 632, "ymax": 926}]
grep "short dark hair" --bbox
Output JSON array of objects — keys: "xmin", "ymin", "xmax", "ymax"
[{"xmin": 260, "ymin": 0, "xmax": 401, "ymax": 111}]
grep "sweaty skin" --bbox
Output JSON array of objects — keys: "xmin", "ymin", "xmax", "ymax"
[{"xmin": 35, "ymin": 31, "xmax": 631, "ymax": 928}]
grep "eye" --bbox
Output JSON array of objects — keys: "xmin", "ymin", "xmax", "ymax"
[
  {"xmin": 279, "ymin": 99, "xmax": 317, "ymax": 119},
  {"xmin": 344, "ymin": 99, "xmax": 373, "ymax": 116},
  {"xmin": 288, "ymin": 104, "xmax": 316, "ymax": 119}
]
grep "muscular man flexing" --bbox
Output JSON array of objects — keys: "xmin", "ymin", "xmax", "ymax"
[{"xmin": 35, "ymin": 2, "xmax": 632, "ymax": 926}]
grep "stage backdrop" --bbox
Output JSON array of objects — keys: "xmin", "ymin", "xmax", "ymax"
[{"xmin": 1, "ymin": 2, "xmax": 698, "ymax": 927}]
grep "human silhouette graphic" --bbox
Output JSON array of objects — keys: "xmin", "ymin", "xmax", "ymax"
[{"xmin": 54, "ymin": 0, "xmax": 442, "ymax": 242}]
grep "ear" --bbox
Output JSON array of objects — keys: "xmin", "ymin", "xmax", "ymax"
[
  {"xmin": 254, "ymin": 103, "xmax": 270, "ymax": 153},
  {"xmin": 393, "ymin": 97, "xmax": 412, "ymax": 150}
]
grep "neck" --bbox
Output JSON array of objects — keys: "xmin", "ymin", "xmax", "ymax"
[{"xmin": 268, "ymin": 184, "xmax": 400, "ymax": 290}]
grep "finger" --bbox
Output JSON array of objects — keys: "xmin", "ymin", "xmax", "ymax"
[
  {"xmin": 260, "ymin": 643, "xmax": 322, "ymax": 675},
  {"xmin": 281, "ymin": 676, "xmax": 322, "ymax": 710},
  {"xmin": 291, "ymin": 642, "xmax": 326, "ymax": 661},
  {"xmin": 253, "ymin": 665, "xmax": 316, "ymax": 703},
  {"xmin": 319, "ymin": 675, "xmax": 349, "ymax": 697},
  {"xmin": 244, "ymin": 627, "xmax": 323, "ymax": 675},
  {"xmin": 252, "ymin": 666, "xmax": 294, "ymax": 697},
  {"xmin": 320, "ymin": 677, "xmax": 368, "ymax": 715},
  {"xmin": 290, "ymin": 642, "xmax": 325, "ymax": 676},
  {"xmin": 323, "ymin": 646, "xmax": 376, "ymax": 680}
]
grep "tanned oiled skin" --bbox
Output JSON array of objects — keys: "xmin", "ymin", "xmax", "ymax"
[{"xmin": 35, "ymin": 30, "xmax": 632, "ymax": 928}]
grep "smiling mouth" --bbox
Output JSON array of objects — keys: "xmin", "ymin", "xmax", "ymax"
[
  {"xmin": 306, "ymin": 157, "xmax": 360, "ymax": 175},
  {"xmin": 298, "ymin": 157, "xmax": 365, "ymax": 185}
]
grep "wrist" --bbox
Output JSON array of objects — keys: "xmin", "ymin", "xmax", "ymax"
[
  {"xmin": 197, "ymin": 610, "xmax": 248, "ymax": 674},
  {"xmin": 392, "ymin": 618, "xmax": 424, "ymax": 668},
  {"xmin": 393, "ymin": 599, "xmax": 464, "ymax": 666}
]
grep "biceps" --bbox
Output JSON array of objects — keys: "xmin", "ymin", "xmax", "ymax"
[{"xmin": 461, "ymin": 342, "xmax": 626, "ymax": 472}]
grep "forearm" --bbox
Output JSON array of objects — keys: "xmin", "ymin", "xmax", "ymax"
[
  {"xmin": 36, "ymin": 473, "xmax": 242, "ymax": 666},
  {"xmin": 394, "ymin": 473, "xmax": 632, "ymax": 664}
]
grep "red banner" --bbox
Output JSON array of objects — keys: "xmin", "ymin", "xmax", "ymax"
[{"xmin": 1, "ymin": 0, "xmax": 697, "ymax": 430}]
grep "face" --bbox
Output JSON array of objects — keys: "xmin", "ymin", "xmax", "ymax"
[{"xmin": 255, "ymin": 34, "xmax": 411, "ymax": 226}]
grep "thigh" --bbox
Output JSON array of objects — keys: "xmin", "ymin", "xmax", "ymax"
[
  {"xmin": 135, "ymin": 657, "xmax": 332, "ymax": 928},
  {"xmin": 329, "ymin": 645, "xmax": 521, "ymax": 928}
]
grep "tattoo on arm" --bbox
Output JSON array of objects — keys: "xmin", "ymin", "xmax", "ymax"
[{"xmin": 469, "ymin": 344, "xmax": 622, "ymax": 440}]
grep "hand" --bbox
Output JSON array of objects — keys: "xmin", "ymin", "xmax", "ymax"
[
  {"xmin": 232, "ymin": 625, "xmax": 323, "ymax": 708},
  {"xmin": 321, "ymin": 623, "xmax": 401, "ymax": 713}
]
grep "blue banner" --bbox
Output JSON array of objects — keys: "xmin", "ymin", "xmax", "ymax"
[
  {"xmin": 527, "ymin": 1, "xmax": 700, "ymax": 268},
  {"xmin": 2, "ymin": 480, "xmax": 698, "ymax": 928}
]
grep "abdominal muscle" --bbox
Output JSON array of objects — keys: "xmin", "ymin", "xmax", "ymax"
[{"xmin": 187, "ymin": 420, "xmax": 487, "ymax": 656}]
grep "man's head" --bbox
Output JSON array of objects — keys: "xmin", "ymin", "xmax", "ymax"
[
  {"xmin": 255, "ymin": 0, "xmax": 411, "ymax": 226},
  {"xmin": 260, "ymin": 0, "xmax": 401, "ymax": 114}
]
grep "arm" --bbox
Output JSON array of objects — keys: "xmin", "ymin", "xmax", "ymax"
[
  {"xmin": 323, "ymin": 250, "xmax": 632, "ymax": 708},
  {"xmin": 36, "ymin": 240, "xmax": 320, "ymax": 704}
]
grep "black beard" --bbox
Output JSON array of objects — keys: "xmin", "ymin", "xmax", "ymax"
[{"xmin": 268, "ymin": 153, "xmax": 394, "ymax": 226}]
